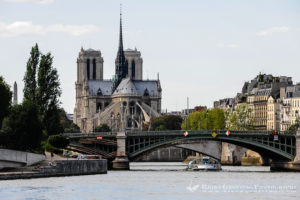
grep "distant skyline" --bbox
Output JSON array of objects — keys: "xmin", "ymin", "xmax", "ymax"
[{"xmin": 1, "ymin": 0, "xmax": 300, "ymax": 113}]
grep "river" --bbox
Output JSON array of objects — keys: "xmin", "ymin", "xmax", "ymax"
[{"xmin": 0, "ymin": 162, "xmax": 299, "ymax": 200}]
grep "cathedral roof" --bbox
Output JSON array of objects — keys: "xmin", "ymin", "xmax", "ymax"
[
  {"xmin": 88, "ymin": 78, "xmax": 159, "ymax": 96},
  {"xmin": 113, "ymin": 78, "xmax": 138, "ymax": 95},
  {"xmin": 88, "ymin": 80, "xmax": 113, "ymax": 95},
  {"xmin": 134, "ymin": 80, "xmax": 158, "ymax": 96}
]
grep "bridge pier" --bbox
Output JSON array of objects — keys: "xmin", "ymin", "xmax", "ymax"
[
  {"xmin": 112, "ymin": 132, "xmax": 129, "ymax": 170},
  {"xmin": 270, "ymin": 131, "xmax": 300, "ymax": 171},
  {"xmin": 294, "ymin": 131, "xmax": 300, "ymax": 162}
]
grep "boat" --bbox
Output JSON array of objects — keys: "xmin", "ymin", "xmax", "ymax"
[{"xmin": 187, "ymin": 156, "xmax": 221, "ymax": 171}]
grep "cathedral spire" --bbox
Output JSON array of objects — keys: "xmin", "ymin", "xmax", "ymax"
[
  {"xmin": 118, "ymin": 5, "xmax": 124, "ymax": 52},
  {"xmin": 114, "ymin": 4, "xmax": 128, "ymax": 90}
]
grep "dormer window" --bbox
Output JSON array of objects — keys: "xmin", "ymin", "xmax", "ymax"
[
  {"xmin": 144, "ymin": 88, "xmax": 149, "ymax": 96},
  {"xmin": 97, "ymin": 88, "xmax": 103, "ymax": 96}
]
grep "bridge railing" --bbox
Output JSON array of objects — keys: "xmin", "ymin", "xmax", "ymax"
[
  {"xmin": 63, "ymin": 132, "xmax": 117, "ymax": 138},
  {"xmin": 63, "ymin": 129, "xmax": 296, "ymax": 138},
  {"xmin": 126, "ymin": 129, "xmax": 297, "ymax": 136}
]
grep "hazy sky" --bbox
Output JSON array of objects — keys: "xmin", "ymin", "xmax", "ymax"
[{"xmin": 1, "ymin": 0, "xmax": 300, "ymax": 113}]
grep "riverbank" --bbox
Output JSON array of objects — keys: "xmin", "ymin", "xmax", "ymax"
[
  {"xmin": 270, "ymin": 160, "xmax": 300, "ymax": 172},
  {"xmin": 0, "ymin": 159, "xmax": 107, "ymax": 180}
]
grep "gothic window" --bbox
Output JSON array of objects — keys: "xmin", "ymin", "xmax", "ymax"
[
  {"xmin": 144, "ymin": 88, "xmax": 149, "ymax": 96},
  {"xmin": 127, "ymin": 118, "xmax": 132, "ymax": 128},
  {"xmin": 93, "ymin": 59, "xmax": 96, "ymax": 80},
  {"xmin": 131, "ymin": 60, "xmax": 135, "ymax": 79},
  {"xmin": 87, "ymin": 59, "xmax": 90, "ymax": 80},
  {"xmin": 96, "ymin": 103, "xmax": 102, "ymax": 113},
  {"xmin": 97, "ymin": 88, "xmax": 103, "ymax": 96},
  {"xmin": 129, "ymin": 101, "xmax": 135, "ymax": 114},
  {"xmin": 124, "ymin": 60, "xmax": 128, "ymax": 78}
]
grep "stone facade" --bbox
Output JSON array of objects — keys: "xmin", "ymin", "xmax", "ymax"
[
  {"xmin": 267, "ymin": 96, "xmax": 280, "ymax": 130},
  {"xmin": 74, "ymin": 15, "xmax": 162, "ymax": 133},
  {"xmin": 291, "ymin": 84, "xmax": 300, "ymax": 125},
  {"xmin": 215, "ymin": 74, "xmax": 294, "ymax": 130}
]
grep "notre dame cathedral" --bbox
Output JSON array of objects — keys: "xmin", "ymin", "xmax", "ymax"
[{"xmin": 74, "ymin": 14, "xmax": 162, "ymax": 133}]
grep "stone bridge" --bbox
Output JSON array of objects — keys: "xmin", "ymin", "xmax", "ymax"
[{"xmin": 64, "ymin": 130, "xmax": 300, "ymax": 170}]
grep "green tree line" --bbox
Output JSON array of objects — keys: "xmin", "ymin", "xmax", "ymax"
[{"xmin": 0, "ymin": 44, "xmax": 79, "ymax": 153}]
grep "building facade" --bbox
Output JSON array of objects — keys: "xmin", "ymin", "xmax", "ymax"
[
  {"xmin": 280, "ymin": 86, "xmax": 294, "ymax": 131},
  {"xmin": 267, "ymin": 96, "xmax": 280, "ymax": 130},
  {"xmin": 214, "ymin": 74, "xmax": 294, "ymax": 130},
  {"xmin": 74, "ymin": 14, "xmax": 162, "ymax": 133},
  {"xmin": 291, "ymin": 84, "xmax": 300, "ymax": 125}
]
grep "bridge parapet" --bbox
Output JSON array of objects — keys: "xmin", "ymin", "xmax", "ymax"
[
  {"xmin": 64, "ymin": 132, "xmax": 117, "ymax": 138},
  {"xmin": 63, "ymin": 130, "xmax": 296, "ymax": 138},
  {"xmin": 126, "ymin": 130, "xmax": 296, "ymax": 136}
]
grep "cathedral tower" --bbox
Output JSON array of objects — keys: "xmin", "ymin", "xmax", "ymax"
[
  {"xmin": 124, "ymin": 48, "xmax": 143, "ymax": 80},
  {"xmin": 77, "ymin": 48, "xmax": 104, "ymax": 83}
]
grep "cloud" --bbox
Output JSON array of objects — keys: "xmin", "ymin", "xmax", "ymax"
[
  {"xmin": 0, "ymin": 21, "xmax": 100, "ymax": 37},
  {"xmin": 5, "ymin": 0, "xmax": 53, "ymax": 4},
  {"xmin": 216, "ymin": 43, "xmax": 240, "ymax": 48},
  {"xmin": 256, "ymin": 26, "xmax": 289, "ymax": 36}
]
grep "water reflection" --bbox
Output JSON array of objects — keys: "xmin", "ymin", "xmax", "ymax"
[{"xmin": 0, "ymin": 162, "xmax": 299, "ymax": 200}]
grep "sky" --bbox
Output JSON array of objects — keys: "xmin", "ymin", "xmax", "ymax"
[{"xmin": 0, "ymin": 0, "xmax": 300, "ymax": 113}]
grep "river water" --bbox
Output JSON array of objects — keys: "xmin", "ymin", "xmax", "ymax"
[{"xmin": 0, "ymin": 162, "xmax": 299, "ymax": 200}]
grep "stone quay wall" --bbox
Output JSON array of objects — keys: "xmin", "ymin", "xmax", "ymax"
[{"xmin": 0, "ymin": 160, "xmax": 107, "ymax": 180}]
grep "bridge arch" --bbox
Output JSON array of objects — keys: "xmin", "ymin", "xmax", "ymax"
[
  {"xmin": 131, "ymin": 140, "xmax": 223, "ymax": 161},
  {"xmin": 128, "ymin": 136, "xmax": 294, "ymax": 161}
]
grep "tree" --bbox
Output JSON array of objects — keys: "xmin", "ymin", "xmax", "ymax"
[
  {"xmin": 37, "ymin": 53, "xmax": 61, "ymax": 115},
  {"xmin": 95, "ymin": 124, "xmax": 111, "ymax": 132},
  {"xmin": 288, "ymin": 117, "xmax": 300, "ymax": 131},
  {"xmin": 148, "ymin": 115, "xmax": 183, "ymax": 131},
  {"xmin": 23, "ymin": 44, "xmax": 39, "ymax": 102},
  {"xmin": 48, "ymin": 135, "xmax": 69, "ymax": 149},
  {"xmin": 208, "ymin": 108, "xmax": 226, "ymax": 130},
  {"xmin": 37, "ymin": 53, "xmax": 62, "ymax": 135},
  {"xmin": 0, "ymin": 76, "xmax": 12, "ymax": 128},
  {"xmin": 64, "ymin": 123, "xmax": 81, "ymax": 133},
  {"xmin": 161, "ymin": 115, "xmax": 183, "ymax": 130},
  {"xmin": 181, "ymin": 108, "xmax": 225, "ymax": 130},
  {"xmin": 151, "ymin": 118, "xmax": 166, "ymax": 131},
  {"xmin": 23, "ymin": 44, "xmax": 62, "ymax": 136},
  {"xmin": 43, "ymin": 103, "xmax": 64, "ymax": 135},
  {"xmin": 1, "ymin": 100, "xmax": 43, "ymax": 151},
  {"xmin": 227, "ymin": 103, "xmax": 255, "ymax": 130}
]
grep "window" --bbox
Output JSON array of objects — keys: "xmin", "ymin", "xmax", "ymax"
[
  {"xmin": 144, "ymin": 89, "xmax": 149, "ymax": 96},
  {"xmin": 96, "ymin": 103, "xmax": 102, "ymax": 113},
  {"xmin": 93, "ymin": 59, "xmax": 96, "ymax": 80},
  {"xmin": 131, "ymin": 60, "xmax": 135, "ymax": 78},
  {"xmin": 124, "ymin": 60, "xmax": 128, "ymax": 78},
  {"xmin": 97, "ymin": 88, "xmax": 102, "ymax": 96},
  {"xmin": 129, "ymin": 101, "xmax": 135, "ymax": 114},
  {"xmin": 87, "ymin": 59, "xmax": 90, "ymax": 80}
]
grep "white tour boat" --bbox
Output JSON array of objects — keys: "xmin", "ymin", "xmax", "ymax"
[{"xmin": 187, "ymin": 156, "xmax": 221, "ymax": 171}]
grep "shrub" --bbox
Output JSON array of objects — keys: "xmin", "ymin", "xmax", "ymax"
[
  {"xmin": 95, "ymin": 124, "xmax": 111, "ymax": 132},
  {"xmin": 48, "ymin": 134, "xmax": 69, "ymax": 149},
  {"xmin": 42, "ymin": 141, "xmax": 63, "ymax": 154}
]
